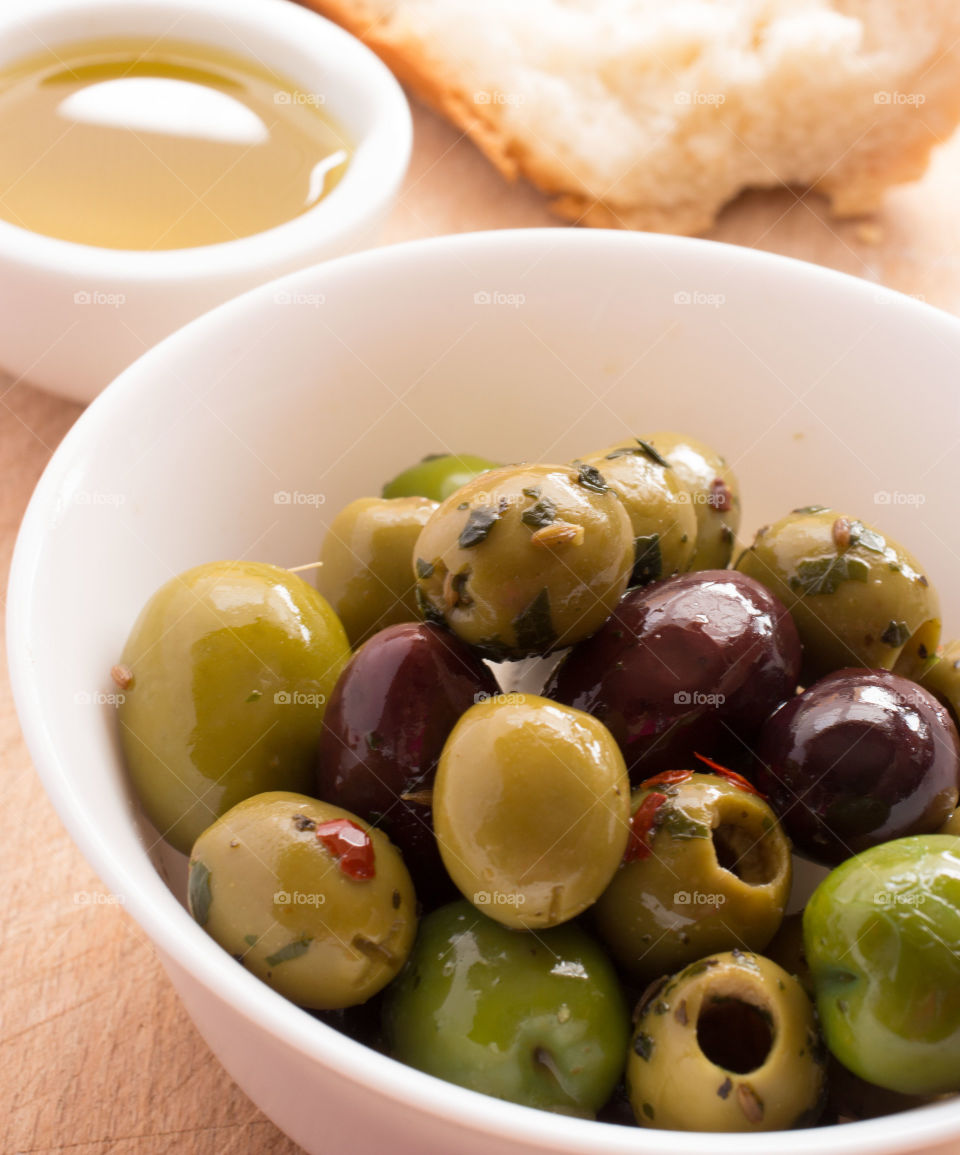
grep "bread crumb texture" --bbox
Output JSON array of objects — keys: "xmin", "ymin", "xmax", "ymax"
[{"xmin": 304, "ymin": 0, "xmax": 960, "ymax": 233}]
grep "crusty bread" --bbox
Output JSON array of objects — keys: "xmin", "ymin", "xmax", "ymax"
[{"xmin": 301, "ymin": 0, "xmax": 960, "ymax": 233}]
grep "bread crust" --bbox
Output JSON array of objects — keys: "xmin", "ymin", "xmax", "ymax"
[{"xmin": 305, "ymin": 0, "xmax": 960, "ymax": 234}]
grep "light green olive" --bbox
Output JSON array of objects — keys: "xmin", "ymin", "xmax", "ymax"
[
  {"xmin": 413, "ymin": 464, "xmax": 633, "ymax": 659},
  {"xmin": 117, "ymin": 561, "xmax": 349, "ymax": 854},
  {"xmin": 317, "ymin": 495, "xmax": 438, "ymax": 647},
  {"xmin": 578, "ymin": 441, "xmax": 697, "ymax": 584},
  {"xmin": 383, "ymin": 901, "xmax": 628, "ymax": 1117},
  {"xmin": 644, "ymin": 431, "xmax": 741, "ymax": 569},
  {"xmin": 594, "ymin": 773, "xmax": 791, "ymax": 981},
  {"xmin": 433, "ymin": 694, "xmax": 630, "ymax": 929},
  {"xmin": 736, "ymin": 507, "xmax": 940, "ymax": 683},
  {"xmin": 189, "ymin": 791, "xmax": 416, "ymax": 1009},
  {"xmin": 627, "ymin": 951, "xmax": 825, "ymax": 1131}
]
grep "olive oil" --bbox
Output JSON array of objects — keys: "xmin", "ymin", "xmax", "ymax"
[{"xmin": 0, "ymin": 38, "xmax": 351, "ymax": 250}]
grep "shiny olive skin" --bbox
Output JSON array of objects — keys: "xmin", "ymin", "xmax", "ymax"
[
  {"xmin": 594, "ymin": 774, "xmax": 791, "ymax": 981},
  {"xmin": 188, "ymin": 792, "xmax": 416, "ymax": 1009},
  {"xmin": 627, "ymin": 951, "xmax": 825, "ymax": 1132},
  {"xmin": 414, "ymin": 463, "xmax": 634, "ymax": 660},
  {"xmin": 578, "ymin": 441, "xmax": 697, "ymax": 584},
  {"xmin": 317, "ymin": 496, "xmax": 438, "ymax": 647},
  {"xmin": 545, "ymin": 570, "xmax": 801, "ymax": 781},
  {"xmin": 315, "ymin": 622, "xmax": 498, "ymax": 904},
  {"xmin": 755, "ymin": 669, "xmax": 960, "ymax": 865},
  {"xmin": 383, "ymin": 901, "xmax": 629, "ymax": 1117},
  {"xmin": 433, "ymin": 694, "xmax": 630, "ymax": 928},
  {"xmin": 736, "ymin": 507, "xmax": 941, "ymax": 683},
  {"xmin": 804, "ymin": 835, "xmax": 960, "ymax": 1095},
  {"xmin": 915, "ymin": 638, "xmax": 960, "ymax": 729},
  {"xmin": 643, "ymin": 431, "xmax": 741, "ymax": 569},
  {"xmin": 382, "ymin": 452, "xmax": 499, "ymax": 502},
  {"xmin": 117, "ymin": 561, "xmax": 350, "ymax": 854}
]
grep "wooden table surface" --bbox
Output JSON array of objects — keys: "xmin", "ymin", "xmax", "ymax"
[{"xmin": 5, "ymin": 93, "xmax": 960, "ymax": 1155}]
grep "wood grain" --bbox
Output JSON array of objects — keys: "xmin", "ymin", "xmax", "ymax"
[{"xmin": 4, "ymin": 92, "xmax": 960, "ymax": 1155}]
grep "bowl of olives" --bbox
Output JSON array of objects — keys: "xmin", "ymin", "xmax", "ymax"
[{"xmin": 11, "ymin": 228, "xmax": 960, "ymax": 1155}]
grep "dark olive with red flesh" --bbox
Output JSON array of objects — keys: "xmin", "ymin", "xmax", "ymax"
[
  {"xmin": 544, "ymin": 570, "xmax": 801, "ymax": 782},
  {"xmin": 754, "ymin": 668, "xmax": 960, "ymax": 865},
  {"xmin": 316, "ymin": 622, "xmax": 498, "ymax": 903}
]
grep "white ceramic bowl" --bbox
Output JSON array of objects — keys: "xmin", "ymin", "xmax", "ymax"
[
  {"xmin": 10, "ymin": 229, "xmax": 960, "ymax": 1155},
  {"xmin": 0, "ymin": 0, "xmax": 410, "ymax": 403}
]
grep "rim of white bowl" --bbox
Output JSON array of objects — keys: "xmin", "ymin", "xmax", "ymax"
[
  {"xmin": 0, "ymin": 0, "xmax": 411, "ymax": 277},
  {"xmin": 11, "ymin": 228, "xmax": 960, "ymax": 1155}
]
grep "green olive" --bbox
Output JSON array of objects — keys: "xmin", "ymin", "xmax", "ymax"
[
  {"xmin": 433, "ymin": 694, "xmax": 630, "ymax": 929},
  {"xmin": 939, "ymin": 810, "xmax": 960, "ymax": 836},
  {"xmin": 117, "ymin": 561, "xmax": 349, "ymax": 854},
  {"xmin": 317, "ymin": 496, "xmax": 437, "ymax": 647},
  {"xmin": 578, "ymin": 441, "xmax": 697, "ymax": 584},
  {"xmin": 383, "ymin": 900, "xmax": 628, "ymax": 1117},
  {"xmin": 736, "ymin": 507, "xmax": 940, "ymax": 683},
  {"xmin": 643, "ymin": 432, "xmax": 741, "ymax": 569},
  {"xmin": 627, "ymin": 951, "xmax": 825, "ymax": 1131},
  {"xmin": 915, "ymin": 638, "xmax": 960, "ymax": 730},
  {"xmin": 594, "ymin": 773, "xmax": 791, "ymax": 981},
  {"xmin": 382, "ymin": 452, "xmax": 499, "ymax": 501},
  {"xmin": 188, "ymin": 791, "xmax": 416, "ymax": 1009},
  {"xmin": 413, "ymin": 463, "xmax": 633, "ymax": 659}
]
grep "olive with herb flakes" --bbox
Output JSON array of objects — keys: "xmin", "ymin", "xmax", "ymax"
[
  {"xmin": 188, "ymin": 791, "xmax": 416, "ymax": 1009},
  {"xmin": 913, "ymin": 637, "xmax": 960, "ymax": 730},
  {"xmin": 754, "ymin": 669, "xmax": 960, "ymax": 865},
  {"xmin": 643, "ymin": 431, "xmax": 741, "ymax": 569},
  {"xmin": 627, "ymin": 951, "xmax": 825, "ymax": 1132},
  {"xmin": 433, "ymin": 694, "xmax": 631, "ymax": 929},
  {"xmin": 735, "ymin": 507, "xmax": 940, "ymax": 683},
  {"xmin": 413, "ymin": 463, "xmax": 633, "ymax": 659},
  {"xmin": 594, "ymin": 772, "xmax": 792, "ymax": 981},
  {"xmin": 545, "ymin": 570, "xmax": 801, "ymax": 781},
  {"xmin": 578, "ymin": 440, "xmax": 697, "ymax": 585},
  {"xmin": 317, "ymin": 495, "xmax": 438, "ymax": 647}
]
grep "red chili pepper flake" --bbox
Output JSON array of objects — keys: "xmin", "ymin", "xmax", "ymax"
[
  {"xmin": 639, "ymin": 769, "xmax": 693, "ymax": 791},
  {"xmin": 315, "ymin": 819, "xmax": 376, "ymax": 880},
  {"xmin": 709, "ymin": 478, "xmax": 732, "ymax": 512},
  {"xmin": 625, "ymin": 792, "xmax": 667, "ymax": 862},
  {"xmin": 694, "ymin": 753, "xmax": 766, "ymax": 799}
]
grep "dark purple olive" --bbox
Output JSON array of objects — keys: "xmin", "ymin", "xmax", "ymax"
[
  {"xmin": 544, "ymin": 570, "xmax": 801, "ymax": 781},
  {"xmin": 316, "ymin": 622, "xmax": 498, "ymax": 904},
  {"xmin": 754, "ymin": 669, "xmax": 960, "ymax": 865}
]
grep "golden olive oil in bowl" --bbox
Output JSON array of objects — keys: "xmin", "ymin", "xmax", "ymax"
[{"xmin": 0, "ymin": 38, "xmax": 352, "ymax": 250}]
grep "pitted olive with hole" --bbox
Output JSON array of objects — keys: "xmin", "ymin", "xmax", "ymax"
[
  {"xmin": 627, "ymin": 951, "xmax": 825, "ymax": 1131},
  {"xmin": 116, "ymin": 560, "xmax": 350, "ymax": 854},
  {"xmin": 644, "ymin": 431, "xmax": 741, "ymax": 569},
  {"xmin": 735, "ymin": 507, "xmax": 940, "ymax": 683},
  {"xmin": 594, "ymin": 772, "xmax": 792, "ymax": 980},
  {"xmin": 317, "ymin": 495, "xmax": 438, "ymax": 647},
  {"xmin": 383, "ymin": 901, "xmax": 629, "ymax": 1117},
  {"xmin": 578, "ymin": 440, "xmax": 697, "ymax": 585},
  {"xmin": 433, "ymin": 693, "xmax": 631, "ymax": 928},
  {"xmin": 188, "ymin": 791, "xmax": 416, "ymax": 1009},
  {"xmin": 381, "ymin": 452, "xmax": 499, "ymax": 502},
  {"xmin": 413, "ymin": 463, "xmax": 633, "ymax": 659}
]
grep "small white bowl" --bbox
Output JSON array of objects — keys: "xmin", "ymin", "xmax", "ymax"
[
  {"xmin": 0, "ymin": 0, "xmax": 411, "ymax": 403},
  {"xmin": 10, "ymin": 229, "xmax": 960, "ymax": 1155}
]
